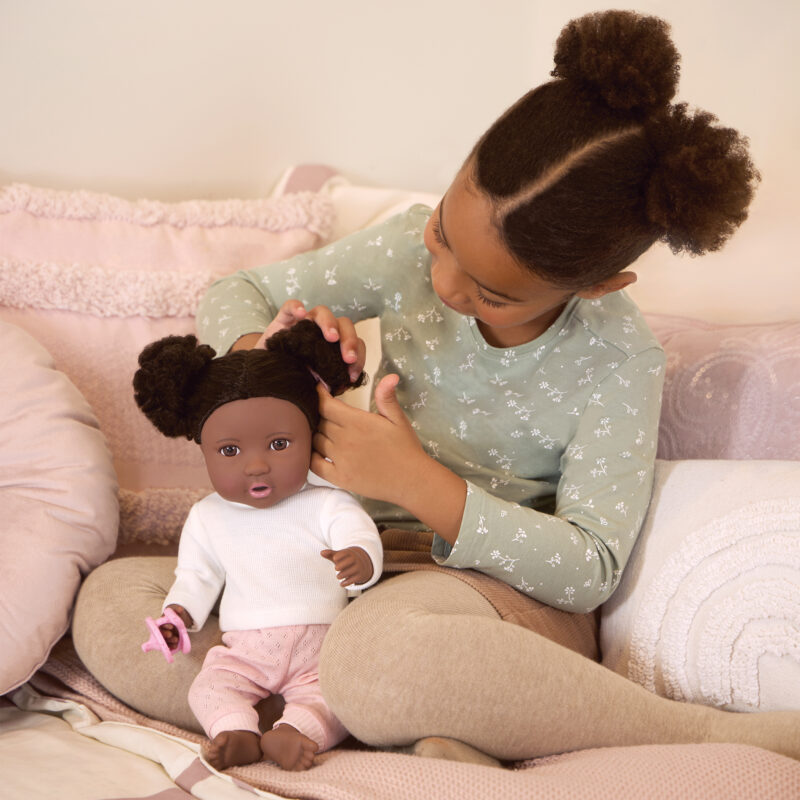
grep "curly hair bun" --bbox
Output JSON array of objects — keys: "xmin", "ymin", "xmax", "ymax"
[
  {"xmin": 646, "ymin": 104, "xmax": 761, "ymax": 255},
  {"xmin": 133, "ymin": 334, "xmax": 216, "ymax": 439},
  {"xmin": 552, "ymin": 10, "xmax": 680, "ymax": 114},
  {"xmin": 265, "ymin": 319, "xmax": 366, "ymax": 395}
]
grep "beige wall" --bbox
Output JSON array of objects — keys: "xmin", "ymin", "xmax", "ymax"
[{"xmin": 1, "ymin": 0, "xmax": 797, "ymax": 321}]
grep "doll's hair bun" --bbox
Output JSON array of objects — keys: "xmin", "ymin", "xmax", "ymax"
[
  {"xmin": 133, "ymin": 334, "xmax": 216, "ymax": 438},
  {"xmin": 551, "ymin": 10, "xmax": 680, "ymax": 114},
  {"xmin": 645, "ymin": 103, "xmax": 761, "ymax": 255},
  {"xmin": 265, "ymin": 319, "xmax": 366, "ymax": 395}
]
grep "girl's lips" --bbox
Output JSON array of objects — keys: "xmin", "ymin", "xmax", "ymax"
[{"xmin": 249, "ymin": 485, "xmax": 272, "ymax": 499}]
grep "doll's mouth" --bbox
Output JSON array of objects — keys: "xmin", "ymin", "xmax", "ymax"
[{"xmin": 249, "ymin": 484, "xmax": 272, "ymax": 498}]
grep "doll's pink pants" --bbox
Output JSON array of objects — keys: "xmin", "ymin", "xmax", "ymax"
[{"xmin": 188, "ymin": 623, "xmax": 347, "ymax": 752}]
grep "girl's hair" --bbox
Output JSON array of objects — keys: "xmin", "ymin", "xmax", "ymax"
[
  {"xmin": 471, "ymin": 10, "xmax": 760, "ymax": 289},
  {"xmin": 133, "ymin": 320, "xmax": 366, "ymax": 443}
]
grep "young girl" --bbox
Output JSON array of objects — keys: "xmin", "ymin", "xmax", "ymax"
[
  {"xmin": 75, "ymin": 10, "xmax": 799, "ymax": 763},
  {"xmin": 132, "ymin": 320, "xmax": 383, "ymax": 770}
]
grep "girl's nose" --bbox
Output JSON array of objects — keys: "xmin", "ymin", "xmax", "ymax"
[{"xmin": 434, "ymin": 258, "xmax": 469, "ymax": 301}]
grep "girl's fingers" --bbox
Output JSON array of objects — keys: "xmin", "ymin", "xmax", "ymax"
[
  {"xmin": 310, "ymin": 451, "xmax": 335, "ymax": 481},
  {"xmin": 275, "ymin": 300, "xmax": 307, "ymax": 325},
  {"xmin": 316, "ymin": 385, "xmax": 353, "ymax": 424},
  {"xmin": 258, "ymin": 301, "xmax": 308, "ymax": 346},
  {"xmin": 335, "ymin": 317, "xmax": 362, "ymax": 364},
  {"xmin": 306, "ymin": 305, "xmax": 341, "ymax": 342},
  {"xmin": 312, "ymin": 432, "xmax": 333, "ymax": 459}
]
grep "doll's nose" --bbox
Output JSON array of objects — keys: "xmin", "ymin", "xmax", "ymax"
[{"xmin": 244, "ymin": 455, "xmax": 271, "ymax": 475}]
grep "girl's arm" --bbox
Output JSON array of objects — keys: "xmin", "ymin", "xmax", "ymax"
[
  {"xmin": 197, "ymin": 205, "xmax": 432, "ymax": 358},
  {"xmin": 314, "ymin": 348, "xmax": 665, "ymax": 613},
  {"xmin": 432, "ymin": 348, "xmax": 666, "ymax": 613}
]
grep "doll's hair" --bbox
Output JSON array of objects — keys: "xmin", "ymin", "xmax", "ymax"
[
  {"xmin": 470, "ymin": 10, "xmax": 760, "ymax": 289},
  {"xmin": 133, "ymin": 320, "xmax": 366, "ymax": 443}
]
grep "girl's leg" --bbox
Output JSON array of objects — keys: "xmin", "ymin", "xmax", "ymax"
[
  {"xmin": 72, "ymin": 556, "xmax": 221, "ymax": 733},
  {"xmin": 319, "ymin": 570, "xmax": 800, "ymax": 761}
]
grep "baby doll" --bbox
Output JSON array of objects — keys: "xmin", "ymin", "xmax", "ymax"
[{"xmin": 133, "ymin": 320, "xmax": 383, "ymax": 771}]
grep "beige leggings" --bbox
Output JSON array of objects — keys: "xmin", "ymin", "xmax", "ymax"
[
  {"xmin": 73, "ymin": 558, "xmax": 800, "ymax": 760},
  {"xmin": 319, "ymin": 570, "xmax": 800, "ymax": 761}
]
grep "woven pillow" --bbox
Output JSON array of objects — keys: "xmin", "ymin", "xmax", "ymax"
[
  {"xmin": 646, "ymin": 314, "xmax": 800, "ymax": 460},
  {"xmin": 600, "ymin": 459, "xmax": 800, "ymax": 712},
  {"xmin": 0, "ymin": 182, "xmax": 334, "ymax": 547},
  {"xmin": 0, "ymin": 322, "xmax": 118, "ymax": 693}
]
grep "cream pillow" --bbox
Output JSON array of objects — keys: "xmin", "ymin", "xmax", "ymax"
[
  {"xmin": 601, "ymin": 459, "xmax": 800, "ymax": 712},
  {"xmin": 0, "ymin": 322, "xmax": 118, "ymax": 693}
]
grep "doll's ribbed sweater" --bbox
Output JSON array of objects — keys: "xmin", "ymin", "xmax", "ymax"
[{"xmin": 163, "ymin": 482, "xmax": 383, "ymax": 632}]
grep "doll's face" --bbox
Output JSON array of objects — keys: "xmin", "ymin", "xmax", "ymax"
[{"xmin": 199, "ymin": 396, "xmax": 312, "ymax": 509}]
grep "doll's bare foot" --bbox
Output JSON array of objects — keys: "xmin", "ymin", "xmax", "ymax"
[
  {"xmin": 204, "ymin": 730, "xmax": 262, "ymax": 770},
  {"xmin": 260, "ymin": 723, "xmax": 319, "ymax": 770}
]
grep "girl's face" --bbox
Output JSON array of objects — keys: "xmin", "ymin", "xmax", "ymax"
[
  {"xmin": 199, "ymin": 396, "xmax": 312, "ymax": 509},
  {"xmin": 424, "ymin": 167, "xmax": 575, "ymax": 349}
]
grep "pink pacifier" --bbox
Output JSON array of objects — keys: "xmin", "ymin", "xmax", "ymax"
[{"xmin": 141, "ymin": 606, "xmax": 191, "ymax": 663}]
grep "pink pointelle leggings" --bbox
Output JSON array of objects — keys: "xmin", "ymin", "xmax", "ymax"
[{"xmin": 188, "ymin": 624, "xmax": 346, "ymax": 752}]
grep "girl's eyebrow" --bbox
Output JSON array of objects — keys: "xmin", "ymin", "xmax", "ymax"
[{"xmin": 441, "ymin": 195, "xmax": 524, "ymax": 303}]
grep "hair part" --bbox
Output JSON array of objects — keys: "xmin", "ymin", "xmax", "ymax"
[{"xmin": 471, "ymin": 10, "xmax": 759, "ymax": 290}]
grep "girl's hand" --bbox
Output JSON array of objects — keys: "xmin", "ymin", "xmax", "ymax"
[
  {"xmin": 313, "ymin": 374, "xmax": 468, "ymax": 545},
  {"xmin": 321, "ymin": 546, "xmax": 374, "ymax": 587},
  {"xmin": 160, "ymin": 604, "xmax": 194, "ymax": 649},
  {"xmin": 312, "ymin": 374, "xmax": 426, "ymax": 504},
  {"xmin": 255, "ymin": 300, "xmax": 366, "ymax": 384}
]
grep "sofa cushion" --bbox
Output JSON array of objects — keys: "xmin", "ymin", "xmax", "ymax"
[
  {"xmin": 601, "ymin": 458, "xmax": 800, "ymax": 712},
  {"xmin": 647, "ymin": 314, "xmax": 800, "ymax": 460},
  {"xmin": 0, "ymin": 322, "xmax": 118, "ymax": 693}
]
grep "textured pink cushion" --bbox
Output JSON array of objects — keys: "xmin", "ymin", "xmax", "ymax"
[
  {"xmin": 646, "ymin": 314, "xmax": 800, "ymax": 460},
  {"xmin": 0, "ymin": 182, "xmax": 334, "ymax": 547},
  {"xmin": 0, "ymin": 322, "xmax": 118, "ymax": 693}
]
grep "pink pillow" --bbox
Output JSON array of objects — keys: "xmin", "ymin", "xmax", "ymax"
[
  {"xmin": 0, "ymin": 322, "xmax": 118, "ymax": 693},
  {"xmin": 647, "ymin": 314, "xmax": 800, "ymax": 460},
  {"xmin": 0, "ymin": 182, "xmax": 334, "ymax": 546}
]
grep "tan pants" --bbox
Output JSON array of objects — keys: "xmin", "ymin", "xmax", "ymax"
[{"xmin": 73, "ymin": 555, "xmax": 800, "ymax": 760}]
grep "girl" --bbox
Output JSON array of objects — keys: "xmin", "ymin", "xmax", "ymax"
[
  {"xmin": 76, "ymin": 10, "xmax": 799, "ymax": 763},
  {"xmin": 132, "ymin": 320, "xmax": 383, "ymax": 770}
]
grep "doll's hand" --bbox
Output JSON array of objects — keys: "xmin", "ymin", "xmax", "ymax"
[
  {"xmin": 160, "ymin": 604, "xmax": 194, "ymax": 649},
  {"xmin": 255, "ymin": 300, "xmax": 366, "ymax": 384},
  {"xmin": 321, "ymin": 546, "xmax": 374, "ymax": 588}
]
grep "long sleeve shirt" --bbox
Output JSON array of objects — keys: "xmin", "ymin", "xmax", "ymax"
[
  {"xmin": 197, "ymin": 205, "xmax": 665, "ymax": 613},
  {"xmin": 164, "ymin": 482, "xmax": 383, "ymax": 631}
]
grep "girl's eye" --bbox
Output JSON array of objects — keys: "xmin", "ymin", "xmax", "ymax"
[
  {"xmin": 475, "ymin": 285, "xmax": 507, "ymax": 308},
  {"xmin": 431, "ymin": 216, "xmax": 446, "ymax": 247},
  {"xmin": 270, "ymin": 439, "xmax": 290, "ymax": 451},
  {"xmin": 219, "ymin": 445, "xmax": 240, "ymax": 457}
]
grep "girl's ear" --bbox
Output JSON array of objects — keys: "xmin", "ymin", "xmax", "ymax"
[{"xmin": 576, "ymin": 271, "xmax": 637, "ymax": 300}]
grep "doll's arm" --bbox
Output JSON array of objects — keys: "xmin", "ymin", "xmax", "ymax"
[{"xmin": 321, "ymin": 546, "xmax": 374, "ymax": 588}]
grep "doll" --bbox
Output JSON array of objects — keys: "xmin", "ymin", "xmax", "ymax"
[{"xmin": 133, "ymin": 319, "xmax": 383, "ymax": 771}]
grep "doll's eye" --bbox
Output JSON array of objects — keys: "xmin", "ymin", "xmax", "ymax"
[
  {"xmin": 270, "ymin": 438, "xmax": 290, "ymax": 451},
  {"xmin": 219, "ymin": 445, "xmax": 240, "ymax": 457}
]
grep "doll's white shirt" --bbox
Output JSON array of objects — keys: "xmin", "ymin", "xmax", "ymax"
[{"xmin": 163, "ymin": 482, "xmax": 383, "ymax": 632}]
